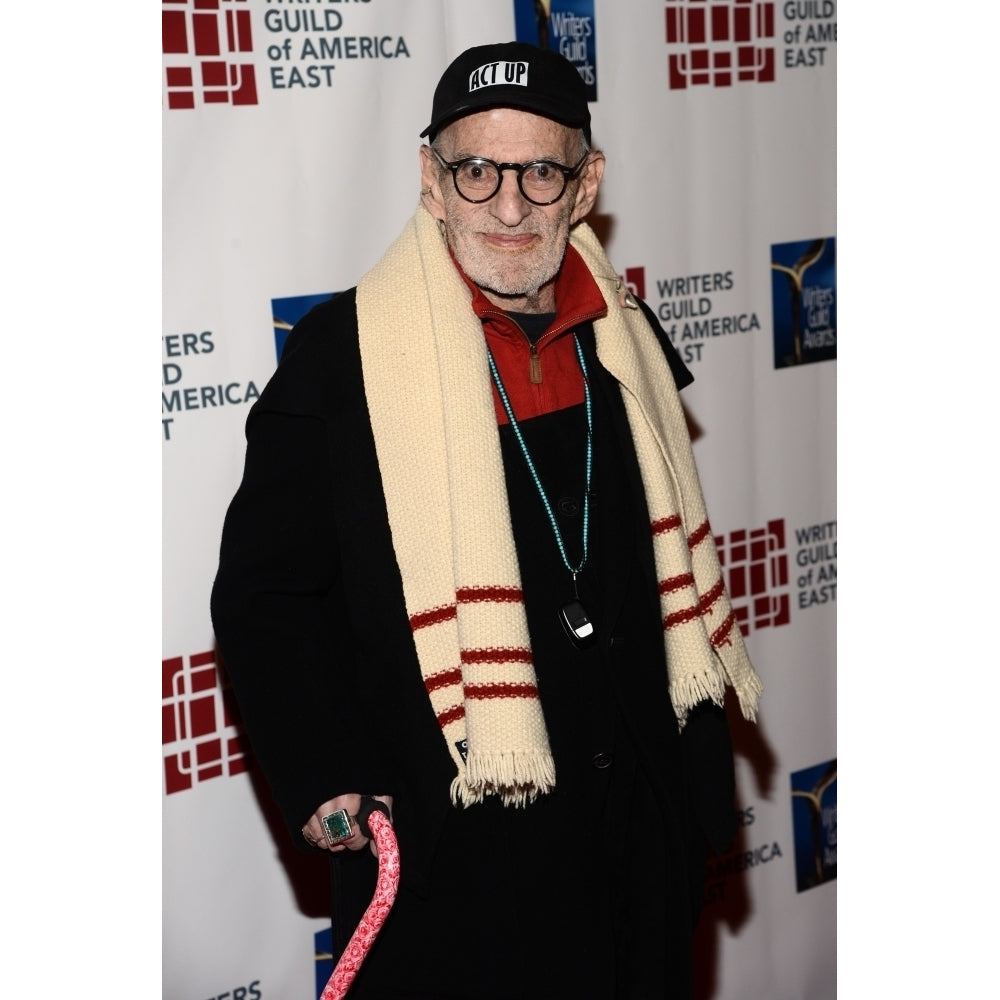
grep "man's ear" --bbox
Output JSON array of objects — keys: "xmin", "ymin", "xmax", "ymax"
[
  {"xmin": 418, "ymin": 145, "xmax": 447, "ymax": 222},
  {"xmin": 570, "ymin": 150, "xmax": 605, "ymax": 225}
]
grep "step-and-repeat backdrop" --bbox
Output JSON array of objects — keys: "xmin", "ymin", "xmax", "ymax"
[{"xmin": 162, "ymin": 2, "xmax": 836, "ymax": 997}]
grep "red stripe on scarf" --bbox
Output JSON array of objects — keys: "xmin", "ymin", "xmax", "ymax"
[
  {"xmin": 651, "ymin": 514, "xmax": 682, "ymax": 536},
  {"xmin": 436, "ymin": 704, "xmax": 465, "ymax": 727},
  {"xmin": 465, "ymin": 682, "xmax": 539, "ymax": 700},
  {"xmin": 460, "ymin": 647, "xmax": 534, "ymax": 665},
  {"xmin": 411, "ymin": 589, "xmax": 524, "ymax": 632},
  {"xmin": 687, "ymin": 520, "xmax": 712, "ymax": 550},
  {"xmin": 659, "ymin": 572, "xmax": 695, "ymax": 596},
  {"xmin": 424, "ymin": 667, "xmax": 462, "ymax": 694},
  {"xmin": 409, "ymin": 604, "xmax": 457, "ymax": 631},
  {"xmin": 663, "ymin": 578, "xmax": 726, "ymax": 630},
  {"xmin": 457, "ymin": 585, "xmax": 524, "ymax": 603},
  {"xmin": 711, "ymin": 611, "xmax": 738, "ymax": 648}
]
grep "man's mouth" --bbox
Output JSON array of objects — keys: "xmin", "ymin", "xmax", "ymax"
[{"xmin": 480, "ymin": 232, "xmax": 537, "ymax": 251}]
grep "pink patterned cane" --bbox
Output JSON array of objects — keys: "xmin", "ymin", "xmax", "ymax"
[{"xmin": 320, "ymin": 803, "xmax": 400, "ymax": 1000}]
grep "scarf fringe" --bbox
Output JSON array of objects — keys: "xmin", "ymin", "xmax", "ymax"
[
  {"xmin": 670, "ymin": 658, "xmax": 764, "ymax": 727},
  {"xmin": 451, "ymin": 749, "xmax": 557, "ymax": 808},
  {"xmin": 732, "ymin": 668, "xmax": 764, "ymax": 723},
  {"xmin": 670, "ymin": 671, "xmax": 727, "ymax": 725}
]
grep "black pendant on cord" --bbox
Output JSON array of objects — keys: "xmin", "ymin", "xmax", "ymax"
[
  {"xmin": 558, "ymin": 571, "xmax": 595, "ymax": 647},
  {"xmin": 559, "ymin": 602, "xmax": 595, "ymax": 647}
]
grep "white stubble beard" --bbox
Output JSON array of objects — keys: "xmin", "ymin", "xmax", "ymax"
[{"xmin": 442, "ymin": 195, "xmax": 574, "ymax": 309}]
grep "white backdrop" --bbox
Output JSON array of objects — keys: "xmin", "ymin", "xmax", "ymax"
[{"xmin": 162, "ymin": 2, "xmax": 836, "ymax": 997}]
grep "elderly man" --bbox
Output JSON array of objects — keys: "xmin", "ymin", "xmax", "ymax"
[{"xmin": 212, "ymin": 40, "xmax": 761, "ymax": 1000}]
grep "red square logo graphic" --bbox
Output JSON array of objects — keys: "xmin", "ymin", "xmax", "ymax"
[
  {"xmin": 665, "ymin": 0, "xmax": 775, "ymax": 89},
  {"xmin": 162, "ymin": 0, "xmax": 258, "ymax": 109},
  {"xmin": 715, "ymin": 518, "xmax": 790, "ymax": 636},
  {"xmin": 624, "ymin": 266, "xmax": 647, "ymax": 301},
  {"xmin": 162, "ymin": 651, "xmax": 250, "ymax": 793}
]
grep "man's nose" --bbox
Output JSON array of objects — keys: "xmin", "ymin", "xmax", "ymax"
[{"xmin": 489, "ymin": 169, "xmax": 532, "ymax": 226}]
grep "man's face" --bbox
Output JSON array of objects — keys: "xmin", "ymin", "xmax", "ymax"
[{"xmin": 420, "ymin": 108, "xmax": 604, "ymax": 312}]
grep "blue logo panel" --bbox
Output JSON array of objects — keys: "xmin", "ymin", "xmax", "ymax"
[
  {"xmin": 315, "ymin": 925, "xmax": 334, "ymax": 998},
  {"xmin": 789, "ymin": 757, "xmax": 837, "ymax": 892},
  {"xmin": 271, "ymin": 292, "xmax": 335, "ymax": 361},
  {"xmin": 513, "ymin": 0, "xmax": 598, "ymax": 101},
  {"xmin": 770, "ymin": 237, "xmax": 836, "ymax": 368}
]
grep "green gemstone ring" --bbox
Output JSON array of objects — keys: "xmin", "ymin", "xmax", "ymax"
[{"xmin": 320, "ymin": 808, "xmax": 356, "ymax": 845}]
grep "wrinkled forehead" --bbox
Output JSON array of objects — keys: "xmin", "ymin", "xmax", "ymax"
[{"xmin": 436, "ymin": 107, "xmax": 582, "ymax": 162}]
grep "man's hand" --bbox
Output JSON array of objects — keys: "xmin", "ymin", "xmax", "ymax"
[{"xmin": 302, "ymin": 794, "xmax": 394, "ymax": 857}]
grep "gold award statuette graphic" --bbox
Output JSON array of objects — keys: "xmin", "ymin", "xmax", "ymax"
[
  {"xmin": 791, "ymin": 759, "xmax": 836, "ymax": 887},
  {"xmin": 534, "ymin": 0, "xmax": 551, "ymax": 48},
  {"xmin": 771, "ymin": 238, "xmax": 826, "ymax": 365}
]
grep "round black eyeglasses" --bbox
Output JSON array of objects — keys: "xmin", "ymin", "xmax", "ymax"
[{"xmin": 431, "ymin": 148, "xmax": 589, "ymax": 206}]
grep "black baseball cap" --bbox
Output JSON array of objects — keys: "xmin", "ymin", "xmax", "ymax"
[{"xmin": 420, "ymin": 41, "xmax": 591, "ymax": 145}]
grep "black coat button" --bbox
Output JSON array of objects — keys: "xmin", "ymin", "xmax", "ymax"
[{"xmin": 591, "ymin": 752, "xmax": 613, "ymax": 769}]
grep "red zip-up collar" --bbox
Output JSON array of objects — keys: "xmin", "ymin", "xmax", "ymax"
[
  {"xmin": 450, "ymin": 243, "xmax": 610, "ymax": 422},
  {"xmin": 455, "ymin": 242, "xmax": 608, "ymax": 347}
]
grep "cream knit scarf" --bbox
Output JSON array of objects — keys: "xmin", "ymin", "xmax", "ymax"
[{"xmin": 356, "ymin": 206, "xmax": 762, "ymax": 807}]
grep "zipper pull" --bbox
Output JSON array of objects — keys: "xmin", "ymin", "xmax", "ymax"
[{"xmin": 529, "ymin": 343, "xmax": 542, "ymax": 384}]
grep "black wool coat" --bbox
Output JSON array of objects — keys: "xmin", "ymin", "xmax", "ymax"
[{"xmin": 211, "ymin": 287, "xmax": 738, "ymax": 977}]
